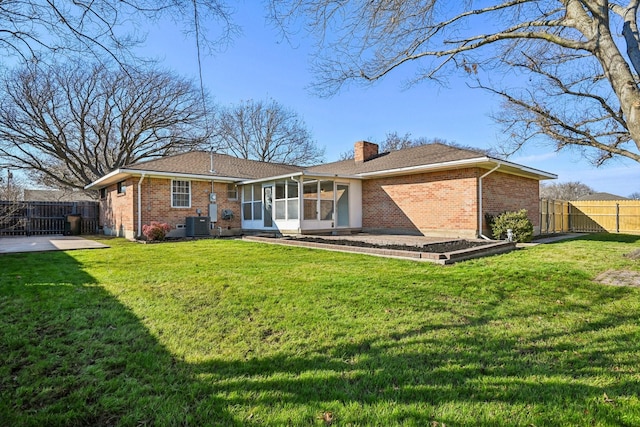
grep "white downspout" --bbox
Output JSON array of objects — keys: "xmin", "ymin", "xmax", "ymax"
[
  {"xmin": 478, "ymin": 163, "xmax": 501, "ymax": 240},
  {"xmin": 297, "ymin": 176, "xmax": 303, "ymax": 234},
  {"xmin": 137, "ymin": 174, "xmax": 145, "ymax": 238}
]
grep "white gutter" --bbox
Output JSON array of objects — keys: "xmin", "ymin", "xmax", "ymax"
[
  {"xmin": 357, "ymin": 157, "xmax": 489, "ymax": 178},
  {"xmin": 240, "ymin": 172, "xmax": 304, "ymax": 185},
  {"xmin": 357, "ymin": 156, "xmax": 557, "ymax": 180},
  {"xmin": 84, "ymin": 168, "xmax": 130, "ymax": 189},
  {"xmin": 301, "ymin": 171, "xmax": 362, "ymax": 180},
  {"xmin": 137, "ymin": 174, "xmax": 145, "ymax": 238},
  {"xmin": 239, "ymin": 170, "xmax": 362, "ymax": 186},
  {"xmin": 139, "ymin": 172, "xmax": 239, "ymax": 182},
  {"xmin": 85, "ymin": 168, "xmax": 240, "ymax": 190},
  {"xmin": 478, "ymin": 163, "xmax": 501, "ymax": 240}
]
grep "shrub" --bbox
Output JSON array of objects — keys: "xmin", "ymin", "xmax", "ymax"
[
  {"xmin": 142, "ymin": 221, "xmax": 171, "ymax": 241},
  {"xmin": 490, "ymin": 209, "xmax": 534, "ymax": 243}
]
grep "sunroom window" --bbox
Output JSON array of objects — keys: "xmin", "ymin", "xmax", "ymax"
[
  {"xmin": 274, "ymin": 180, "xmax": 298, "ymax": 220},
  {"xmin": 302, "ymin": 180, "xmax": 345, "ymax": 222},
  {"xmin": 242, "ymin": 184, "xmax": 263, "ymax": 221}
]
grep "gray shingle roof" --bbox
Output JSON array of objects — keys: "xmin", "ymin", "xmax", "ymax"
[
  {"xmin": 87, "ymin": 142, "xmax": 551, "ymax": 190},
  {"xmin": 576, "ymin": 192, "xmax": 629, "ymax": 201},
  {"xmin": 23, "ymin": 189, "xmax": 96, "ymax": 202},
  {"xmin": 305, "ymin": 143, "xmax": 486, "ymax": 175},
  {"xmin": 125, "ymin": 151, "xmax": 301, "ymax": 180}
]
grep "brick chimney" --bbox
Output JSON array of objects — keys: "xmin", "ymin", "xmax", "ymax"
[{"xmin": 354, "ymin": 141, "xmax": 379, "ymax": 163}]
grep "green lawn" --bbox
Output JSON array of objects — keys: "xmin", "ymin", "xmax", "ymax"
[{"xmin": 1, "ymin": 234, "xmax": 640, "ymax": 426}]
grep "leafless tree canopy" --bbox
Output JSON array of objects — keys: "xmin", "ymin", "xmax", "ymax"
[
  {"xmin": 338, "ymin": 131, "xmax": 484, "ymax": 159},
  {"xmin": 0, "ymin": 62, "xmax": 212, "ymax": 190},
  {"xmin": 0, "ymin": 0, "xmax": 238, "ymax": 65},
  {"xmin": 0, "ymin": 170, "xmax": 23, "ymax": 201},
  {"xmin": 540, "ymin": 181, "xmax": 595, "ymax": 200},
  {"xmin": 0, "ymin": 171, "xmax": 24, "ymax": 227},
  {"xmin": 270, "ymin": 1, "xmax": 640, "ymax": 165},
  {"xmin": 214, "ymin": 99, "xmax": 325, "ymax": 165}
]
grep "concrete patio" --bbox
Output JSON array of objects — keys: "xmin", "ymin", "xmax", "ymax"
[{"xmin": 0, "ymin": 235, "xmax": 109, "ymax": 254}]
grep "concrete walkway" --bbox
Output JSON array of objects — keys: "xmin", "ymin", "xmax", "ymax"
[
  {"xmin": 517, "ymin": 233, "xmax": 585, "ymax": 247},
  {"xmin": 0, "ymin": 235, "xmax": 109, "ymax": 254}
]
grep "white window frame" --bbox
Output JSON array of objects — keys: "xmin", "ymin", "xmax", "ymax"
[
  {"xmin": 171, "ymin": 180, "xmax": 191, "ymax": 208},
  {"xmin": 274, "ymin": 179, "xmax": 299, "ymax": 221},
  {"xmin": 242, "ymin": 184, "xmax": 263, "ymax": 221},
  {"xmin": 227, "ymin": 183, "xmax": 238, "ymax": 200}
]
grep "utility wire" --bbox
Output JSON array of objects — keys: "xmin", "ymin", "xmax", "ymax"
[{"xmin": 192, "ymin": 0, "xmax": 212, "ymax": 151}]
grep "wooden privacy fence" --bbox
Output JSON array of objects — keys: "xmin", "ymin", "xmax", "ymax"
[
  {"xmin": 540, "ymin": 199, "xmax": 640, "ymax": 234},
  {"xmin": 0, "ymin": 201, "xmax": 99, "ymax": 236}
]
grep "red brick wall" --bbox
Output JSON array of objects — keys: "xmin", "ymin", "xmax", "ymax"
[
  {"xmin": 482, "ymin": 171, "xmax": 540, "ymax": 235},
  {"xmin": 139, "ymin": 178, "xmax": 242, "ymax": 234},
  {"xmin": 361, "ymin": 168, "xmax": 541, "ymax": 238},
  {"xmin": 361, "ymin": 168, "xmax": 480, "ymax": 238},
  {"xmin": 100, "ymin": 178, "xmax": 136, "ymax": 238},
  {"xmin": 99, "ymin": 169, "xmax": 540, "ymax": 239},
  {"xmin": 100, "ymin": 177, "xmax": 241, "ymax": 238}
]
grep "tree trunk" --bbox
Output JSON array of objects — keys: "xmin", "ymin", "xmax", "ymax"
[{"xmin": 594, "ymin": 30, "xmax": 640, "ymax": 150}]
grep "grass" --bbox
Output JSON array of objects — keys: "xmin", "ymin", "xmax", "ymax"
[{"xmin": 1, "ymin": 234, "xmax": 640, "ymax": 426}]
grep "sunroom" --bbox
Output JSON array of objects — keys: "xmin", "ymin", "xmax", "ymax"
[{"xmin": 239, "ymin": 173, "xmax": 362, "ymax": 234}]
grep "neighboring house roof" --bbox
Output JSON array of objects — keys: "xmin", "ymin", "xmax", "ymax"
[
  {"xmin": 577, "ymin": 192, "xmax": 630, "ymax": 201},
  {"xmin": 85, "ymin": 144, "xmax": 557, "ymax": 190},
  {"xmin": 24, "ymin": 189, "xmax": 96, "ymax": 202}
]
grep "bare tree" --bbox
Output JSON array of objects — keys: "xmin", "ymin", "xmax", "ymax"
[
  {"xmin": 0, "ymin": 170, "xmax": 23, "ymax": 201},
  {"xmin": 0, "ymin": 170, "xmax": 25, "ymax": 233},
  {"xmin": 214, "ymin": 98, "xmax": 324, "ymax": 165},
  {"xmin": 629, "ymin": 191, "xmax": 640, "ymax": 199},
  {"xmin": 0, "ymin": 1, "xmax": 237, "ymax": 66},
  {"xmin": 338, "ymin": 131, "xmax": 482, "ymax": 159},
  {"xmin": 269, "ymin": 1, "xmax": 640, "ymax": 166},
  {"xmin": 339, "ymin": 132, "xmax": 442, "ymax": 159},
  {"xmin": 380, "ymin": 131, "xmax": 432, "ymax": 152},
  {"xmin": 0, "ymin": 62, "xmax": 212, "ymax": 190},
  {"xmin": 540, "ymin": 181, "xmax": 595, "ymax": 200}
]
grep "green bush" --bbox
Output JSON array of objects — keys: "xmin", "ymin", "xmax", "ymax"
[{"xmin": 490, "ymin": 209, "xmax": 534, "ymax": 242}]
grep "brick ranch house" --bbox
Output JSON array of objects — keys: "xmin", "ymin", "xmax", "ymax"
[{"xmin": 85, "ymin": 141, "xmax": 556, "ymax": 240}]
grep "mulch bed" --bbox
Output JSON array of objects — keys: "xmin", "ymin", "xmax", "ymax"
[
  {"xmin": 290, "ymin": 237, "xmax": 492, "ymax": 254},
  {"xmin": 135, "ymin": 236, "xmax": 224, "ymax": 244}
]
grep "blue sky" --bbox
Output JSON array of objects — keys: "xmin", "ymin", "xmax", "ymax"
[{"xmin": 142, "ymin": 7, "xmax": 640, "ymax": 197}]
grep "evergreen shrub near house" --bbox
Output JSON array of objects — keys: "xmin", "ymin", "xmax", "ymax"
[
  {"xmin": 489, "ymin": 209, "xmax": 534, "ymax": 243},
  {"xmin": 142, "ymin": 221, "xmax": 171, "ymax": 241}
]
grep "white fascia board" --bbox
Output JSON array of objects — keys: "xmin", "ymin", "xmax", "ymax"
[
  {"xmin": 142, "ymin": 171, "xmax": 240, "ymax": 182},
  {"xmin": 239, "ymin": 172, "xmax": 304, "ymax": 185},
  {"xmin": 238, "ymin": 171, "xmax": 362, "ymax": 185},
  {"xmin": 85, "ymin": 168, "xmax": 241, "ymax": 190},
  {"xmin": 84, "ymin": 168, "xmax": 129, "ymax": 190},
  {"xmin": 301, "ymin": 171, "xmax": 363, "ymax": 180},
  {"xmin": 494, "ymin": 158, "xmax": 558, "ymax": 180},
  {"xmin": 356, "ymin": 157, "xmax": 557, "ymax": 180}
]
